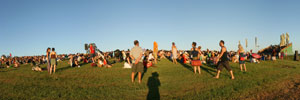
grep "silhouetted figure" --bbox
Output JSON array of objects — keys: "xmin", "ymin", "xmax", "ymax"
[
  {"xmin": 147, "ymin": 72, "xmax": 161, "ymax": 100},
  {"xmin": 295, "ymin": 50, "xmax": 299, "ymax": 61}
]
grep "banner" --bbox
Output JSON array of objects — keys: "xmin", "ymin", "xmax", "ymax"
[
  {"xmin": 246, "ymin": 39, "xmax": 248, "ymax": 48},
  {"xmin": 255, "ymin": 37, "xmax": 258, "ymax": 47}
]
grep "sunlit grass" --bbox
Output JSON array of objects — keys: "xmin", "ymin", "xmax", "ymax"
[{"xmin": 0, "ymin": 58, "xmax": 299, "ymax": 100}]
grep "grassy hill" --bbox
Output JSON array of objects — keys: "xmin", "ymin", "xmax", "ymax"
[{"xmin": 1, "ymin": 58, "xmax": 300, "ymax": 100}]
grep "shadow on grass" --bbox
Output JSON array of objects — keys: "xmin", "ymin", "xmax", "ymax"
[
  {"xmin": 167, "ymin": 58, "xmax": 194, "ymax": 72},
  {"xmin": 179, "ymin": 61, "xmax": 217, "ymax": 77},
  {"xmin": 179, "ymin": 62, "xmax": 194, "ymax": 72},
  {"xmin": 79, "ymin": 62, "xmax": 89, "ymax": 67},
  {"xmin": 167, "ymin": 58, "xmax": 218, "ymax": 76},
  {"xmin": 147, "ymin": 72, "xmax": 161, "ymax": 100},
  {"xmin": 56, "ymin": 66, "xmax": 72, "ymax": 72},
  {"xmin": 204, "ymin": 63, "xmax": 235, "ymax": 79},
  {"xmin": 200, "ymin": 66, "xmax": 216, "ymax": 77}
]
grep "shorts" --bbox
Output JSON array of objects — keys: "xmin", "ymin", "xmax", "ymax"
[
  {"xmin": 132, "ymin": 62, "xmax": 144, "ymax": 73},
  {"xmin": 51, "ymin": 59, "xmax": 57, "ymax": 66},
  {"xmin": 217, "ymin": 61, "xmax": 232, "ymax": 71},
  {"xmin": 91, "ymin": 54, "xmax": 96, "ymax": 57},
  {"xmin": 239, "ymin": 60, "xmax": 245, "ymax": 64}
]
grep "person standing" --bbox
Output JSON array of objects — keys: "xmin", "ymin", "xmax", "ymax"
[
  {"xmin": 130, "ymin": 40, "xmax": 144, "ymax": 83},
  {"xmin": 198, "ymin": 46, "xmax": 203, "ymax": 63},
  {"xmin": 171, "ymin": 42, "xmax": 178, "ymax": 64},
  {"xmin": 191, "ymin": 42, "xmax": 201, "ymax": 74},
  {"xmin": 50, "ymin": 48, "xmax": 57, "ymax": 74},
  {"xmin": 153, "ymin": 41, "xmax": 158, "ymax": 64},
  {"xmin": 90, "ymin": 44, "xmax": 96, "ymax": 63},
  {"xmin": 238, "ymin": 44, "xmax": 247, "ymax": 72},
  {"xmin": 46, "ymin": 48, "xmax": 51, "ymax": 73},
  {"xmin": 215, "ymin": 40, "xmax": 235, "ymax": 79},
  {"xmin": 249, "ymin": 50, "xmax": 253, "ymax": 63}
]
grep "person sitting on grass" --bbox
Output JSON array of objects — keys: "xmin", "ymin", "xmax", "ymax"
[
  {"xmin": 74, "ymin": 55, "xmax": 80, "ymax": 67},
  {"xmin": 251, "ymin": 57, "xmax": 261, "ymax": 63},
  {"xmin": 212, "ymin": 51, "xmax": 218, "ymax": 65},
  {"xmin": 144, "ymin": 52, "xmax": 154, "ymax": 68},
  {"xmin": 272, "ymin": 49, "xmax": 277, "ymax": 61},
  {"xmin": 97, "ymin": 57, "xmax": 112, "ymax": 68},
  {"xmin": 148, "ymin": 52, "xmax": 155, "ymax": 62},
  {"xmin": 32, "ymin": 65, "xmax": 43, "ymax": 72},
  {"xmin": 124, "ymin": 53, "xmax": 132, "ymax": 68},
  {"xmin": 231, "ymin": 52, "xmax": 239, "ymax": 63},
  {"xmin": 82, "ymin": 56, "xmax": 88, "ymax": 63},
  {"xmin": 158, "ymin": 50, "xmax": 166, "ymax": 59},
  {"xmin": 69, "ymin": 55, "xmax": 80, "ymax": 68},
  {"xmin": 5, "ymin": 58, "xmax": 11, "ymax": 68},
  {"xmin": 77, "ymin": 54, "xmax": 82, "ymax": 62},
  {"xmin": 97, "ymin": 57, "xmax": 104, "ymax": 67},
  {"xmin": 13, "ymin": 58, "xmax": 20, "ymax": 68}
]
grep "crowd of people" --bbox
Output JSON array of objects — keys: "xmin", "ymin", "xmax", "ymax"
[
  {"xmin": 1, "ymin": 40, "xmax": 292, "ymax": 83},
  {"xmin": 0, "ymin": 51, "xmax": 66, "ymax": 71},
  {"xmin": 0, "ymin": 46, "xmax": 116, "ymax": 74}
]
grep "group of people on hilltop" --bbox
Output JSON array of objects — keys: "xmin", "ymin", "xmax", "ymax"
[
  {"xmin": 0, "ymin": 52, "xmax": 60, "ymax": 70},
  {"xmin": 88, "ymin": 44, "xmax": 115, "ymax": 68},
  {"xmin": 3, "ymin": 39, "xmax": 292, "ymax": 81},
  {"xmin": 127, "ymin": 40, "xmax": 236, "ymax": 84},
  {"xmin": 117, "ymin": 39, "xmax": 267, "ymax": 82}
]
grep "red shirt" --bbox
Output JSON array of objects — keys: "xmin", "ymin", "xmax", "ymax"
[
  {"xmin": 90, "ymin": 45, "xmax": 95, "ymax": 54},
  {"xmin": 183, "ymin": 55, "xmax": 187, "ymax": 64},
  {"xmin": 103, "ymin": 60, "xmax": 107, "ymax": 65}
]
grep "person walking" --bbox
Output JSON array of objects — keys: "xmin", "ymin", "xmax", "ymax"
[{"xmin": 215, "ymin": 40, "xmax": 235, "ymax": 79}]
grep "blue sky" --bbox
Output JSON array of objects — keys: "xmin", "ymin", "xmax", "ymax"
[{"xmin": 0, "ymin": 0, "xmax": 299, "ymax": 56}]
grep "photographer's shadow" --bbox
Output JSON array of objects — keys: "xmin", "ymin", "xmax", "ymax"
[{"xmin": 147, "ymin": 72, "xmax": 161, "ymax": 100}]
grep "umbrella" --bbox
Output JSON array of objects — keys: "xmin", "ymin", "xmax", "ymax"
[{"xmin": 252, "ymin": 53, "xmax": 261, "ymax": 59}]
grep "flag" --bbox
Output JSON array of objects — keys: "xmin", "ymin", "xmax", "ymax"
[
  {"xmin": 286, "ymin": 32, "xmax": 290, "ymax": 44},
  {"xmin": 255, "ymin": 37, "xmax": 258, "ymax": 47},
  {"xmin": 246, "ymin": 39, "xmax": 248, "ymax": 48}
]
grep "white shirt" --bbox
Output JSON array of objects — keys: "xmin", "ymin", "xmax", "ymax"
[{"xmin": 148, "ymin": 53, "xmax": 154, "ymax": 60}]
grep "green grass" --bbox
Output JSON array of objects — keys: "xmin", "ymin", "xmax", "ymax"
[{"xmin": 1, "ymin": 58, "xmax": 300, "ymax": 100}]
